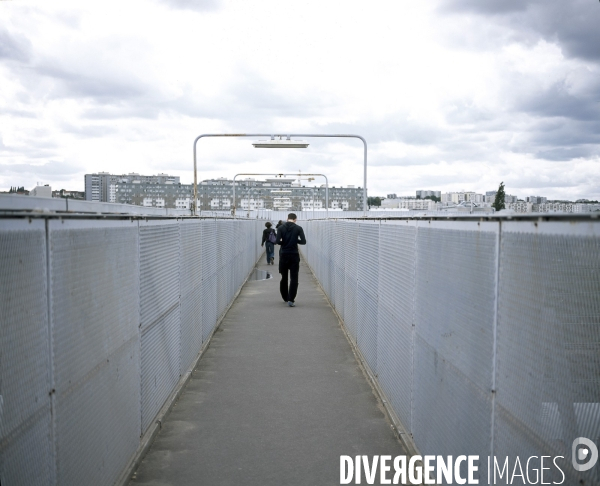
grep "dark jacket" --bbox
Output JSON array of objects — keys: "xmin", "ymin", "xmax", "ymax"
[
  {"xmin": 276, "ymin": 221, "xmax": 306, "ymax": 254},
  {"xmin": 262, "ymin": 228, "xmax": 275, "ymax": 245}
]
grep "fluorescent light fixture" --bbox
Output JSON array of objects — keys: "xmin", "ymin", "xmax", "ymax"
[{"xmin": 252, "ymin": 138, "xmax": 309, "ymax": 148}]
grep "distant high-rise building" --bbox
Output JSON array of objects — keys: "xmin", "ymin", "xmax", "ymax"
[
  {"xmin": 30, "ymin": 184, "xmax": 52, "ymax": 198},
  {"xmin": 85, "ymin": 172, "xmax": 180, "ymax": 202},
  {"xmin": 115, "ymin": 181, "xmax": 193, "ymax": 209},
  {"xmin": 441, "ymin": 191, "xmax": 483, "ymax": 204},
  {"xmin": 573, "ymin": 203, "xmax": 600, "ymax": 213},
  {"xmin": 416, "ymin": 190, "xmax": 441, "ymax": 199},
  {"xmin": 485, "ymin": 191, "xmax": 518, "ymax": 204},
  {"xmin": 527, "ymin": 196, "xmax": 547, "ymax": 204},
  {"xmin": 381, "ymin": 197, "xmax": 437, "ymax": 211}
]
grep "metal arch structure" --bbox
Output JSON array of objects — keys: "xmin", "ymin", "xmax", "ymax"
[
  {"xmin": 231, "ymin": 173, "xmax": 329, "ymax": 219},
  {"xmin": 192, "ymin": 134, "xmax": 368, "ymax": 216}
]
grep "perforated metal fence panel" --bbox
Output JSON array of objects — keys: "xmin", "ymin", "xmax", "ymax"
[
  {"xmin": 495, "ymin": 221, "xmax": 600, "ymax": 485},
  {"xmin": 333, "ymin": 221, "xmax": 345, "ymax": 319},
  {"xmin": 216, "ymin": 219, "xmax": 229, "ymax": 318},
  {"xmin": 201, "ymin": 219, "xmax": 218, "ymax": 342},
  {"xmin": 179, "ymin": 220, "xmax": 203, "ymax": 375},
  {"xmin": 5, "ymin": 212, "xmax": 599, "ymax": 485},
  {"xmin": 299, "ymin": 217, "xmax": 599, "ymax": 485},
  {"xmin": 1, "ymin": 215, "xmax": 262, "ymax": 486},
  {"xmin": 307, "ymin": 221, "xmax": 318, "ymax": 282},
  {"xmin": 413, "ymin": 221, "xmax": 497, "ymax": 481},
  {"xmin": 55, "ymin": 340, "xmax": 139, "ymax": 486},
  {"xmin": 139, "ymin": 220, "xmax": 181, "ymax": 434},
  {"xmin": 139, "ymin": 220, "xmax": 181, "ymax": 334},
  {"xmin": 1, "ymin": 407, "xmax": 53, "ymax": 486},
  {"xmin": 323, "ymin": 221, "xmax": 333, "ymax": 299},
  {"xmin": 0, "ymin": 219, "xmax": 53, "ymax": 486},
  {"xmin": 356, "ymin": 221, "xmax": 380, "ymax": 373},
  {"xmin": 343, "ymin": 221, "xmax": 358, "ymax": 342},
  {"xmin": 49, "ymin": 219, "xmax": 141, "ymax": 486},
  {"xmin": 377, "ymin": 220, "xmax": 416, "ymax": 432}
]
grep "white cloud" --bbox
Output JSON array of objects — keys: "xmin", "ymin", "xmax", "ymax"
[{"xmin": 0, "ymin": 0, "xmax": 599, "ymax": 199}]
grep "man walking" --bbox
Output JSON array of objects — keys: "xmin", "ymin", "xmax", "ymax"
[{"xmin": 276, "ymin": 213, "xmax": 306, "ymax": 307}]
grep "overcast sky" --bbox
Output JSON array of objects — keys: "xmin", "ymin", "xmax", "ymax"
[{"xmin": 1, "ymin": 0, "xmax": 599, "ymax": 199}]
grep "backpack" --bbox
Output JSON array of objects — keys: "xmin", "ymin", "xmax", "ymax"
[{"xmin": 268, "ymin": 229, "xmax": 277, "ymax": 243}]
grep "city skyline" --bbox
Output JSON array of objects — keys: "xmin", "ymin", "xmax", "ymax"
[{"xmin": 9, "ymin": 171, "xmax": 598, "ymax": 203}]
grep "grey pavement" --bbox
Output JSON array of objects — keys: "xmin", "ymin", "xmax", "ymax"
[{"xmin": 129, "ymin": 252, "xmax": 408, "ymax": 486}]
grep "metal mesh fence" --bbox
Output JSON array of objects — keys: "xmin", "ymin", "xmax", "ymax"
[
  {"xmin": 412, "ymin": 222, "xmax": 498, "ymax": 482},
  {"xmin": 50, "ymin": 220, "xmax": 141, "ymax": 485},
  {"xmin": 0, "ymin": 219, "xmax": 54, "ymax": 485},
  {"xmin": 377, "ymin": 221, "xmax": 416, "ymax": 433},
  {"xmin": 216, "ymin": 220, "xmax": 229, "ymax": 317},
  {"xmin": 495, "ymin": 221, "xmax": 600, "ymax": 485},
  {"xmin": 356, "ymin": 221, "xmax": 380, "ymax": 373},
  {"xmin": 4, "ymin": 213, "xmax": 599, "ymax": 485},
  {"xmin": 139, "ymin": 220, "xmax": 181, "ymax": 434},
  {"xmin": 300, "ymin": 217, "xmax": 600, "ymax": 485},
  {"xmin": 201, "ymin": 219, "xmax": 218, "ymax": 342},
  {"xmin": 179, "ymin": 220, "xmax": 203, "ymax": 375},
  {"xmin": 332, "ymin": 221, "xmax": 345, "ymax": 319},
  {"xmin": 0, "ymin": 216, "xmax": 263, "ymax": 486},
  {"xmin": 343, "ymin": 221, "xmax": 359, "ymax": 343}
]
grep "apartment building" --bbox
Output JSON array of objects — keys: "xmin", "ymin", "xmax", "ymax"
[
  {"xmin": 85, "ymin": 172, "xmax": 180, "ymax": 202},
  {"xmin": 111, "ymin": 177, "xmax": 364, "ymax": 211},
  {"xmin": 527, "ymin": 196, "xmax": 548, "ymax": 204},
  {"xmin": 381, "ymin": 197, "xmax": 437, "ymax": 210},
  {"xmin": 505, "ymin": 202, "xmax": 600, "ymax": 214},
  {"xmin": 535, "ymin": 203, "xmax": 574, "ymax": 213},
  {"xmin": 441, "ymin": 192, "xmax": 483, "ymax": 204},
  {"xmin": 506, "ymin": 202, "xmax": 533, "ymax": 213},
  {"xmin": 416, "ymin": 190, "xmax": 441, "ymax": 199},
  {"xmin": 115, "ymin": 181, "xmax": 192, "ymax": 208}
]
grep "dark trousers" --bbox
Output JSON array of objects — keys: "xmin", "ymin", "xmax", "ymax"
[
  {"xmin": 265, "ymin": 241, "xmax": 275, "ymax": 263},
  {"xmin": 279, "ymin": 253, "xmax": 300, "ymax": 302}
]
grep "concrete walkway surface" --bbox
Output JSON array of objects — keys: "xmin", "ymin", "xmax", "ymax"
[{"xmin": 129, "ymin": 253, "xmax": 407, "ymax": 486}]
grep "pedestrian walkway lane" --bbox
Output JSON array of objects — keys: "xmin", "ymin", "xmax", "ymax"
[{"xmin": 129, "ymin": 256, "xmax": 408, "ymax": 485}]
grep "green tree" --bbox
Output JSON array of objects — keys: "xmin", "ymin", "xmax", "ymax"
[
  {"xmin": 492, "ymin": 182, "xmax": 506, "ymax": 211},
  {"xmin": 424, "ymin": 195, "xmax": 440, "ymax": 203},
  {"xmin": 367, "ymin": 197, "xmax": 381, "ymax": 208}
]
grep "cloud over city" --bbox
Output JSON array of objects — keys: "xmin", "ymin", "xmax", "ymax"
[{"xmin": 0, "ymin": 0, "xmax": 599, "ymax": 199}]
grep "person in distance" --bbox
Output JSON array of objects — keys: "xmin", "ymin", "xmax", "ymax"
[{"xmin": 276, "ymin": 213, "xmax": 306, "ymax": 307}]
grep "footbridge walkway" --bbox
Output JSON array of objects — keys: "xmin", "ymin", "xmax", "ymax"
[{"xmin": 1, "ymin": 197, "xmax": 599, "ymax": 485}]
